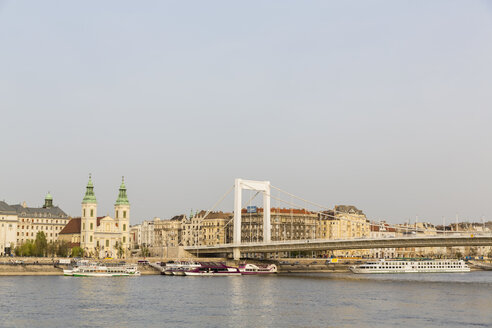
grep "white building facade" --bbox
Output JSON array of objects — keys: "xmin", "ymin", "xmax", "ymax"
[
  {"xmin": 0, "ymin": 202, "xmax": 18, "ymax": 256},
  {"xmin": 140, "ymin": 220, "xmax": 155, "ymax": 247}
]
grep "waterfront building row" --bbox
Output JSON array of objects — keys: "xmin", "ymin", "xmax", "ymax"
[
  {"xmin": 0, "ymin": 194, "xmax": 70, "ymax": 255},
  {"xmin": 1, "ymin": 176, "xmax": 133, "ymax": 258},
  {"xmin": 129, "ymin": 208, "xmax": 492, "ymax": 259},
  {"xmin": 3, "ymin": 180, "xmax": 492, "ymax": 260},
  {"xmin": 129, "ymin": 205, "xmax": 371, "ymax": 254}
]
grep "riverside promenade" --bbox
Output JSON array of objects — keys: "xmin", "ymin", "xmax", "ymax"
[
  {"xmin": 0, "ymin": 258, "xmax": 63, "ymax": 276},
  {"xmin": 0, "ymin": 256, "xmax": 234, "ymax": 276},
  {"xmin": 0, "ymin": 258, "xmax": 161, "ymax": 276},
  {"xmin": 1, "ymin": 257, "xmax": 487, "ymax": 275}
]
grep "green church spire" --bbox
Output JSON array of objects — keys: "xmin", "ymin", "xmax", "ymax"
[
  {"xmin": 82, "ymin": 174, "xmax": 97, "ymax": 204},
  {"xmin": 44, "ymin": 191, "xmax": 53, "ymax": 208},
  {"xmin": 115, "ymin": 176, "xmax": 129, "ymax": 205}
]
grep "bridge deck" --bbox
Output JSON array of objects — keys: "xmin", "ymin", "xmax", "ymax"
[{"xmin": 185, "ymin": 235, "xmax": 492, "ymax": 255}]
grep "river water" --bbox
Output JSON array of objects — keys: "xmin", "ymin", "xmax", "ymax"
[{"xmin": 1, "ymin": 272, "xmax": 491, "ymax": 327}]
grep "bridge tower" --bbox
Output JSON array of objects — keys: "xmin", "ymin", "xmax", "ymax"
[{"xmin": 233, "ymin": 178, "xmax": 271, "ymax": 245}]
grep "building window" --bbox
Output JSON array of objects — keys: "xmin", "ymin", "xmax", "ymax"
[
  {"xmin": 123, "ymin": 211, "xmax": 127, "ymax": 219},
  {"xmin": 90, "ymin": 223, "xmax": 93, "ymax": 230},
  {"xmin": 90, "ymin": 209, "xmax": 94, "ymax": 217},
  {"xmin": 90, "ymin": 235, "xmax": 93, "ymax": 242},
  {"xmin": 123, "ymin": 224, "xmax": 126, "ymax": 232},
  {"xmin": 83, "ymin": 223, "xmax": 85, "ymax": 230},
  {"xmin": 123, "ymin": 236, "xmax": 126, "ymax": 243},
  {"xmin": 116, "ymin": 211, "xmax": 118, "ymax": 219},
  {"xmin": 106, "ymin": 240, "xmax": 109, "ymax": 247}
]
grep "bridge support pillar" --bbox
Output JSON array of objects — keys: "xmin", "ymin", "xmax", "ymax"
[
  {"xmin": 233, "ymin": 248, "xmax": 241, "ymax": 261},
  {"xmin": 233, "ymin": 178, "xmax": 271, "ymax": 244}
]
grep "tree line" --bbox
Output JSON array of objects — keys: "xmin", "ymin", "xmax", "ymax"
[{"xmin": 14, "ymin": 231, "xmax": 84, "ymax": 257}]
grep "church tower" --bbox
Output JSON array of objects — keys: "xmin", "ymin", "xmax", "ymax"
[
  {"xmin": 81, "ymin": 174, "xmax": 97, "ymax": 255},
  {"xmin": 43, "ymin": 192, "xmax": 53, "ymax": 208},
  {"xmin": 114, "ymin": 176, "xmax": 130, "ymax": 254}
]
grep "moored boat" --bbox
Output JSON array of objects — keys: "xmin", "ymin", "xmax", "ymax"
[
  {"xmin": 350, "ymin": 259, "xmax": 470, "ymax": 274},
  {"xmin": 184, "ymin": 263, "xmax": 241, "ymax": 276},
  {"xmin": 64, "ymin": 261, "xmax": 140, "ymax": 277},
  {"xmin": 162, "ymin": 261, "xmax": 201, "ymax": 275},
  {"xmin": 238, "ymin": 263, "xmax": 278, "ymax": 275},
  {"xmin": 171, "ymin": 268, "xmax": 187, "ymax": 276}
]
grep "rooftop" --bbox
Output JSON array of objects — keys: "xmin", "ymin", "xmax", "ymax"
[
  {"xmin": 59, "ymin": 216, "xmax": 108, "ymax": 235},
  {"xmin": 0, "ymin": 201, "xmax": 16, "ymax": 215},
  {"xmin": 10, "ymin": 203, "xmax": 68, "ymax": 218}
]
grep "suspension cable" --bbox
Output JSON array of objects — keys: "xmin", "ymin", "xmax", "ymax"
[
  {"xmin": 198, "ymin": 185, "xmax": 234, "ymax": 222},
  {"xmin": 263, "ymin": 190, "xmax": 460, "ymax": 235},
  {"xmin": 269, "ymin": 184, "xmax": 473, "ymax": 234}
]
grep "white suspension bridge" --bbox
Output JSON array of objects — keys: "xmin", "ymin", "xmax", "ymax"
[{"xmin": 183, "ymin": 178, "xmax": 492, "ymax": 260}]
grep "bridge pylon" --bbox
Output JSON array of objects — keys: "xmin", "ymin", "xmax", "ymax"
[{"xmin": 233, "ymin": 178, "xmax": 271, "ymax": 247}]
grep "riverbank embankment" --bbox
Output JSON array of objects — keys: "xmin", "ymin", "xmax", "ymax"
[
  {"xmin": 1, "ymin": 257, "xmax": 486, "ymax": 275},
  {"xmin": 0, "ymin": 261, "xmax": 63, "ymax": 276}
]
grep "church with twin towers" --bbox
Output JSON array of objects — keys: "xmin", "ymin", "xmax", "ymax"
[{"xmin": 59, "ymin": 175, "xmax": 131, "ymax": 258}]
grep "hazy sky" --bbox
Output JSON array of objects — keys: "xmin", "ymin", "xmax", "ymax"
[{"xmin": 1, "ymin": 1, "xmax": 492, "ymax": 225}]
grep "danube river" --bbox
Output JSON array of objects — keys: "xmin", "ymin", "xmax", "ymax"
[{"xmin": 1, "ymin": 272, "xmax": 491, "ymax": 327}]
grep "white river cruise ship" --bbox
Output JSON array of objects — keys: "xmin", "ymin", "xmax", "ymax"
[
  {"xmin": 64, "ymin": 261, "xmax": 140, "ymax": 277},
  {"xmin": 350, "ymin": 259, "xmax": 470, "ymax": 274}
]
